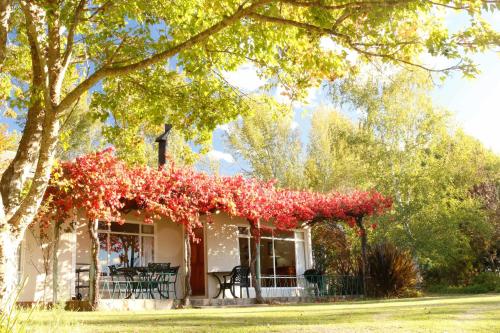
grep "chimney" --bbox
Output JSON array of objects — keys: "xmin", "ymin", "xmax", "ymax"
[{"xmin": 155, "ymin": 124, "xmax": 172, "ymax": 167}]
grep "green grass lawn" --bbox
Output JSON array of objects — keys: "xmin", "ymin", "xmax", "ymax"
[{"xmin": 24, "ymin": 294, "xmax": 500, "ymax": 333}]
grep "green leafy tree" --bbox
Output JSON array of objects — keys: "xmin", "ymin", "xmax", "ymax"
[
  {"xmin": 305, "ymin": 107, "xmax": 366, "ymax": 192},
  {"xmin": 230, "ymin": 69, "xmax": 499, "ymax": 282},
  {"xmin": 0, "ymin": 0, "xmax": 499, "ymax": 305},
  {"xmin": 335, "ymin": 69, "xmax": 499, "ymax": 282},
  {"xmin": 56, "ymin": 96, "xmax": 104, "ymax": 161},
  {"xmin": 91, "ymin": 67, "xmax": 244, "ymax": 165},
  {"xmin": 226, "ymin": 96, "xmax": 306, "ymax": 188}
]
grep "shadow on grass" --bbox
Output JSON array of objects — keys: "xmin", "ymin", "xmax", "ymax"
[
  {"xmin": 61, "ymin": 304, "xmax": 498, "ymax": 330},
  {"xmin": 28, "ymin": 294, "xmax": 500, "ymax": 332}
]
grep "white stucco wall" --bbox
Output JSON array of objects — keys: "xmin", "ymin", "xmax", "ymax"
[
  {"xmin": 204, "ymin": 215, "xmax": 244, "ymax": 298},
  {"xmin": 18, "ymin": 225, "xmax": 76, "ymax": 303},
  {"xmin": 18, "ymin": 211, "xmax": 313, "ymax": 302},
  {"xmin": 155, "ymin": 218, "xmax": 184, "ymax": 298}
]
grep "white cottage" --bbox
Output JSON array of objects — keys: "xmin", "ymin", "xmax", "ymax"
[{"xmin": 17, "ymin": 211, "xmax": 314, "ymax": 303}]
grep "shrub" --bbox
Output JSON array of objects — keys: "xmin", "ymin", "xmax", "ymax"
[
  {"xmin": 312, "ymin": 224, "xmax": 359, "ymax": 276},
  {"xmin": 367, "ymin": 243, "xmax": 418, "ymax": 297},
  {"xmin": 427, "ymin": 272, "xmax": 500, "ymax": 294},
  {"xmin": 471, "ymin": 272, "xmax": 500, "ymax": 292}
]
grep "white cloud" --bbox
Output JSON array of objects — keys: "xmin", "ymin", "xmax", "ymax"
[
  {"xmin": 319, "ymin": 37, "xmax": 358, "ymax": 64},
  {"xmin": 274, "ymin": 85, "xmax": 292, "ymax": 105},
  {"xmin": 274, "ymin": 85, "xmax": 323, "ymax": 108},
  {"xmin": 420, "ymin": 52, "xmax": 457, "ymax": 71},
  {"xmin": 222, "ymin": 63, "xmax": 266, "ymax": 92},
  {"xmin": 206, "ymin": 150, "xmax": 235, "ymax": 164},
  {"xmin": 319, "ymin": 37, "xmax": 337, "ymax": 52},
  {"xmin": 216, "ymin": 124, "xmax": 230, "ymax": 133}
]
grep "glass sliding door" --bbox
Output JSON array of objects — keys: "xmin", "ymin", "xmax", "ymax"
[{"xmin": 237, "ymin": 227, "xmax": 307, "ymax": 288}]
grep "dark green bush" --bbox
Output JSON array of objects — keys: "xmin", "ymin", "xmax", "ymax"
[
  {"xmin": 367, "ymin": 243, "xmax": 418, "ymax": 297},
  {"xmin": 471, "ymin": 272, "xmax": 500, "ymax": 291},
  {"xmin": 426, "ymin": 272, "xmax": 500, "ymax": 294}
]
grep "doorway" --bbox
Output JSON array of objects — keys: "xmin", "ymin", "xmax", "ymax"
[{"xmin": 190, "ymin": 227, "xmax": 205, "ymax": 296}]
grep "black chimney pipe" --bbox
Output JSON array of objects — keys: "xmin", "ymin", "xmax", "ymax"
[{"xmin": 155, "ymin": 124, "xmax": 172, "ymax": 167}]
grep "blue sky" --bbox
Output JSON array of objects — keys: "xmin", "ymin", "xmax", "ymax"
[{"xmin": 431, "ymin": 50, "xmax": 500, "ymax": 154}]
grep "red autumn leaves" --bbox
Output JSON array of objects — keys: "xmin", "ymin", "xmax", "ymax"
[{"xmin": 41, "ymin": 149, "xmax": 392, "ymax": 236}]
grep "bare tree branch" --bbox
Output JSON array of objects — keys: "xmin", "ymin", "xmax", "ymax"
[
  {"xmin": 332, "ymin": 9, "xmax": 352, "ymax": 31},
  {"xmin": 425, "ymin": 0, "xmax": 500, "ymax": 10},
  {"xmin": 47, "ymin": 0, "xmax": 63, "ymax": 104},
  {"xmin": 60, "ymin": 0, "xmax": 86, "ymax": 77},
  {"xmin": 20, "ymin": 1, "xmax": 49, "ymax": 100},
  {"xmin": 1, "ymin": 2, "xmax": 48, "ymax": 218},
  {"xmin": 8, "ymin": 108, "xmax": 60, "ymax": 231},
  {"xmin": 279, "ymin": 0, "xmax": 500, "ymax": 11},
  {"xmin": 86, "ymin": 0, "xmax": 113, "ymax": 21}
]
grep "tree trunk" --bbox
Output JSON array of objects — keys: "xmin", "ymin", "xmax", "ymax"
[
  {"xmin": 0, "ymin": 229, "xmax": 20, "ymax": 311},
  {"xmin": 181, "ymin": 231, "xmax": 191, "ymax": 307},
  {"xmin": 355, "ymin": 216, "xmax": 368, "ymax": 297},
  {"xmin": 249, "ymin": 221, "xmax": 264, "ymax": 303},
  {"xmin": 88, "ymin": 219, "xmax": 99, "ymax": 309},
  {"xmin": 52, "ymin": 221, "xmax": 61, "ymax": 303},
  {"xmin": 0, "ymin": 108, "xmax": 61, "ymax": 303},
  {"xmin": 1, "ymin": 25, "xmax": 45, "ymax": 218}
]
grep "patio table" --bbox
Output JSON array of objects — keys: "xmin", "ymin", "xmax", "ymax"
[{"xmin": 208, "ymin": 271, "xmax": 232, "ymax": 298}]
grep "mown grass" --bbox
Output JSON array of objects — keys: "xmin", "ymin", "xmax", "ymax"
[{"xmin": 23, "ymin": 294, "xmax": 500, "ymax": 333}]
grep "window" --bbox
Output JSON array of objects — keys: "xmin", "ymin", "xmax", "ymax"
[
  {"xmin": 237, "ymin": 227, "xmax": 306, "ymax": 287},
  {"xmin": 98, "ymin": 222, "xmax": 154, "ymax": 273}
]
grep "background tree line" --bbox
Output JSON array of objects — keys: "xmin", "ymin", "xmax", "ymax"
[{"xmin": 225, "ymin": 69, "xmax": 500, "ymax": 288}]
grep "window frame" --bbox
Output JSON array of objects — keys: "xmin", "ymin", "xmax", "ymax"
[
  {"xmin": 98, "ymin": 221, "xmax": 155, "ymax": 271},
  {"xmin": 237, "ymin": 227, "xmax": 306, "ymax": 288}
]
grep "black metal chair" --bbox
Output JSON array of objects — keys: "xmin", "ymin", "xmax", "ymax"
[
  {"xmin": 304, "ymin": 268, "xmax": 325, "ymax": 296},
  {"xmin": 146, "ymin": 263, "xmax": 170, "ymax": 299},
  {"xmin": 164, "ymin": 265, "xmax": 179, "ymax": 299},
  {"xmin": 221, "ymin": 265, "xmax": 250, "ymax": 298},
  {"xmin": 108, "ymin": 265, "xmax": 134, "ymax": 298}
]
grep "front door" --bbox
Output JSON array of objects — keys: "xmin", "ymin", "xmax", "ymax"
[{"xmin": 190, "ymin": 227, "xmax": 205, "ymax": 296}]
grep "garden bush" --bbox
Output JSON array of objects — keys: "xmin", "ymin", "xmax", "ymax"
[
  {"xmin": 367, "ymin": 243, "xmax": 418, "ymax": 297},
  {"xmin": 426, "ymin": 272, "xmax": 500, "ymax": 294}
]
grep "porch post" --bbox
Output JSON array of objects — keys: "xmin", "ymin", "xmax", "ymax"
[
  {"xmin": 249, "ymin": 219, "xmax": 264, "ymax": 303},
  {"xmin": 181, "ymin": 227, "xmax": 191, "ymax": 307},
  {"xmin": 88, "ymin": 219, "xmax": 100, "ymax": 309},
  {"xmin": 255, "ymin": 220, "xmax": 261, "ymax": 287}
]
